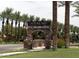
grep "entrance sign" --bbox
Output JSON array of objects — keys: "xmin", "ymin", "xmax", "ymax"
[{"xmin": 24, "ymin": 20, "xmax": 52, "ymax": 49}]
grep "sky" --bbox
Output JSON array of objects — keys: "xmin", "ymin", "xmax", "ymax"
[{"xmin": 0, "ymin": 1, "xmax": 79, "ymax": 31}]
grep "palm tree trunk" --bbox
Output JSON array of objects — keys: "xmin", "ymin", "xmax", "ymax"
[
  {"xmin": 2, "ymin": 17, "xmax": 4, "ymax": 39},
  {"xmin": 5, "ymin": 18, "xmax": 9, "ymax": 43},
  {"xmin": 64, "ymin": 1, "xmax": 70, "ymax": 48},
  {"xmin": 52, "ymin": 1, "xmax": 58, "ymax": 50},
  {"xmin": 23, "ymin": 21, "xmax": 25, "ymax": 28},
  {"xmin": 23, "ymin": 21, "xmax": 26, "ymax": 39},
  {"xmin": 6, "ymin": 18, "xmax": 9, "ymax": 35},
  {"xmin": 18, "ymin": 21, "xmax": 20, "ymax": 40},
  {"xmin": 15, "ymin": 20, "xmax": 17, "ymax": 41},
  {"xmin": 11, "ymin": 19, "xmax": 13, "ymax": 35}
]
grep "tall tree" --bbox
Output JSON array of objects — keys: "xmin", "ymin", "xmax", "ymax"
[
  {"xmin": 4, "ymin": 8, "xmax": 13, "ymax": 35},
  {"xmin": 0, "ymin": 11, "xmax": 6, "ymax": 39},
  {"xmin": 52, "ymin": 1, "xmax": 58, "ymax": 50},
  {"xmin": 10, "ymin": 13, "xmax": 15, "ymax": 35},
  {"xmin": 35, "ymin": 17, "xmax": 40, "ymax": 21},
  {"xmin": 22, "ymin": 14, "xmax": 29, "ymax": 28},
  {"xmin": 58, "ymin": 1, "xmax": 71, "ymax": 48},
  {"xmin": 29, "ymin": 15, "xmax": 34, "ymax": 21},
  {"xmin": 14, "ymin": 11, "xmax": 20, "ymax": 40},
  {"xmin": 64, "ymin": 1, "xmax": 70, "ymax": 48},
  {"xmin": 21, "ymin": 14, "xmax": 29, "ymax": 39},
  {"xmin": 17, "ymin": 12, "xmax": 21, "ymax": 40}
]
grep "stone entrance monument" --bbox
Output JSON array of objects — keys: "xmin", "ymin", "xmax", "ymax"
[{"xmin": 24, "ymin": 20, "xmax": 52, "ymax": 49}]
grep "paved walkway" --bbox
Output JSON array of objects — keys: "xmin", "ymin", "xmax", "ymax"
[
  {"xmin": 0, "ymin": 48, "xmax": 44, "ymax": 57},
  {"xmin": 0, "ymin": 44, "xmax": 44, "ymax": 57},
  {"xmin": 0, "ymin": 44, "xmax": 23, "ymax": 52},
  {"xmin": 0, "ymin": 51, "xmax": 27, "ymax": 57}
]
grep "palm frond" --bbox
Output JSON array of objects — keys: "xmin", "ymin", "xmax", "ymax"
[
  {"xmin": 72, "ymin": 1, "xmax": 79, "ymax": 7},
  {"xmin": 72, "ymin": 14, "xmax": 79, "ymax": 17},
  {"xmin": 58, "ymin": 1, "xmax": 65, "ymax": 7}
]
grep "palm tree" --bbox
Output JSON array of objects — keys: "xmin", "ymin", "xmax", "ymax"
[
  {"xmin": 64, "ymin": 1, "xmax": 70, "ymax": 48},
  {"xmin": 52, "ymin": 1, "xmax": 58, "ymax": 50},
  {"xmin": 10, "ymin": 13, "xmax": 15, "ymax": 35},
  {"xmin": 21, "ymin": 14, "xmax": 29, "ymax": 40},
  {"xmin": 4, "ymin": 8, "xmax": 13, "ymax": 35},
  {"xmin": 35, "ymin": 17, "xmax": 40, "ymax": 21},
  {"xmin": 58, "ymin": 1, "xmax": 71, "ymax": 48},
  {"xmin": 41, "ymin": 18, "xmax": 46, "ymax": 21},
  {"xmin": 29, "ymin": 15, "xmax": 34, "ymax": 21},
  {"xmin": 17, "ymin": 12, "xmax": 21, "ymax": 41},
  {"xmin": 0, "ymin": 11, "xmax": 6, "ymax": 39},
  {"xmin": 0, "ymin": 8, "xmax": 13, "ymax": 43},
  {"xmin": 71, "ymin": 2, "xmax": 79, "ymax": 42},
  {"xmin": 14, "ymin": 11, "xmax": 20, "ymax": 41},
  {"xmin": 22, "ymin": 14, "xmax": 29, "ymax": 29}
]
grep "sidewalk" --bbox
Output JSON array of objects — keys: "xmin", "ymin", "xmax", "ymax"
[
  {"xmin": 0, "ymin": 48, "xmax": 44, "ymax": 57},
  {"xmin": 0, "ymin": 51, "xmax": 27, "ymax": 57}
]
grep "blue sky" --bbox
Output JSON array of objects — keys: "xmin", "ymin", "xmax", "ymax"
[{"xmin": 0, "ymin": 1, "xmax": 79, "ymax": 31}]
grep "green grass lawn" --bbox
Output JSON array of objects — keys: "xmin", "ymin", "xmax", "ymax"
[{"xmin": 1, "ymin": 48, "xmax": 79, "ymax": 58}]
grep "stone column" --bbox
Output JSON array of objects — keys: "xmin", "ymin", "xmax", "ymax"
[
  {"xmin": 24, "ymin": 34, "xmax": 33, "ymax": 49},
  {"xmin": 45, "ymin": 35, "xmax": 51, "ymax": 49}
]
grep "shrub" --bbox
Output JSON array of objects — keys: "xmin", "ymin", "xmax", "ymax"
[
  {"xmin": 0, "ymin": 38, "xmax": 3, "ymax": 44},
  {"xmin": 57, "ymin": 39, "xmax": 65, "ymax": 48}
]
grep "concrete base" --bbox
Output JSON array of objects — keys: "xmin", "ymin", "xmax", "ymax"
[{"xmin": 32, "ymin": 39, "xmax": 45, "ymax": 47}]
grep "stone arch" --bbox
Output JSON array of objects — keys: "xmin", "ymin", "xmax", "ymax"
[
  {"xmin": 32, "ymin": 30, "xmax": 46, "ymax": 40},
  {"xmin": 24, "ymin": 20, "xmax": 52, "ymax": 49}
]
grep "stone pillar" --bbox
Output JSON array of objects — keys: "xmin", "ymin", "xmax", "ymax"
[
  {"xmin": 24, "ymin": 34, "xmax": 33, "ymax": 49},
  {"xmin": 24, "ymin": 39, "xmax": 33, "ymax": 49},
  {"xmin": 45, "ymin": 35, "xmax": 51, "ymax": 49}
]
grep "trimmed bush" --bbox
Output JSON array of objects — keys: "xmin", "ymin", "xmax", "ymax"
[{"xmin": 57, "ymin": 39, "xmax": 65, "ymax": 48}]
